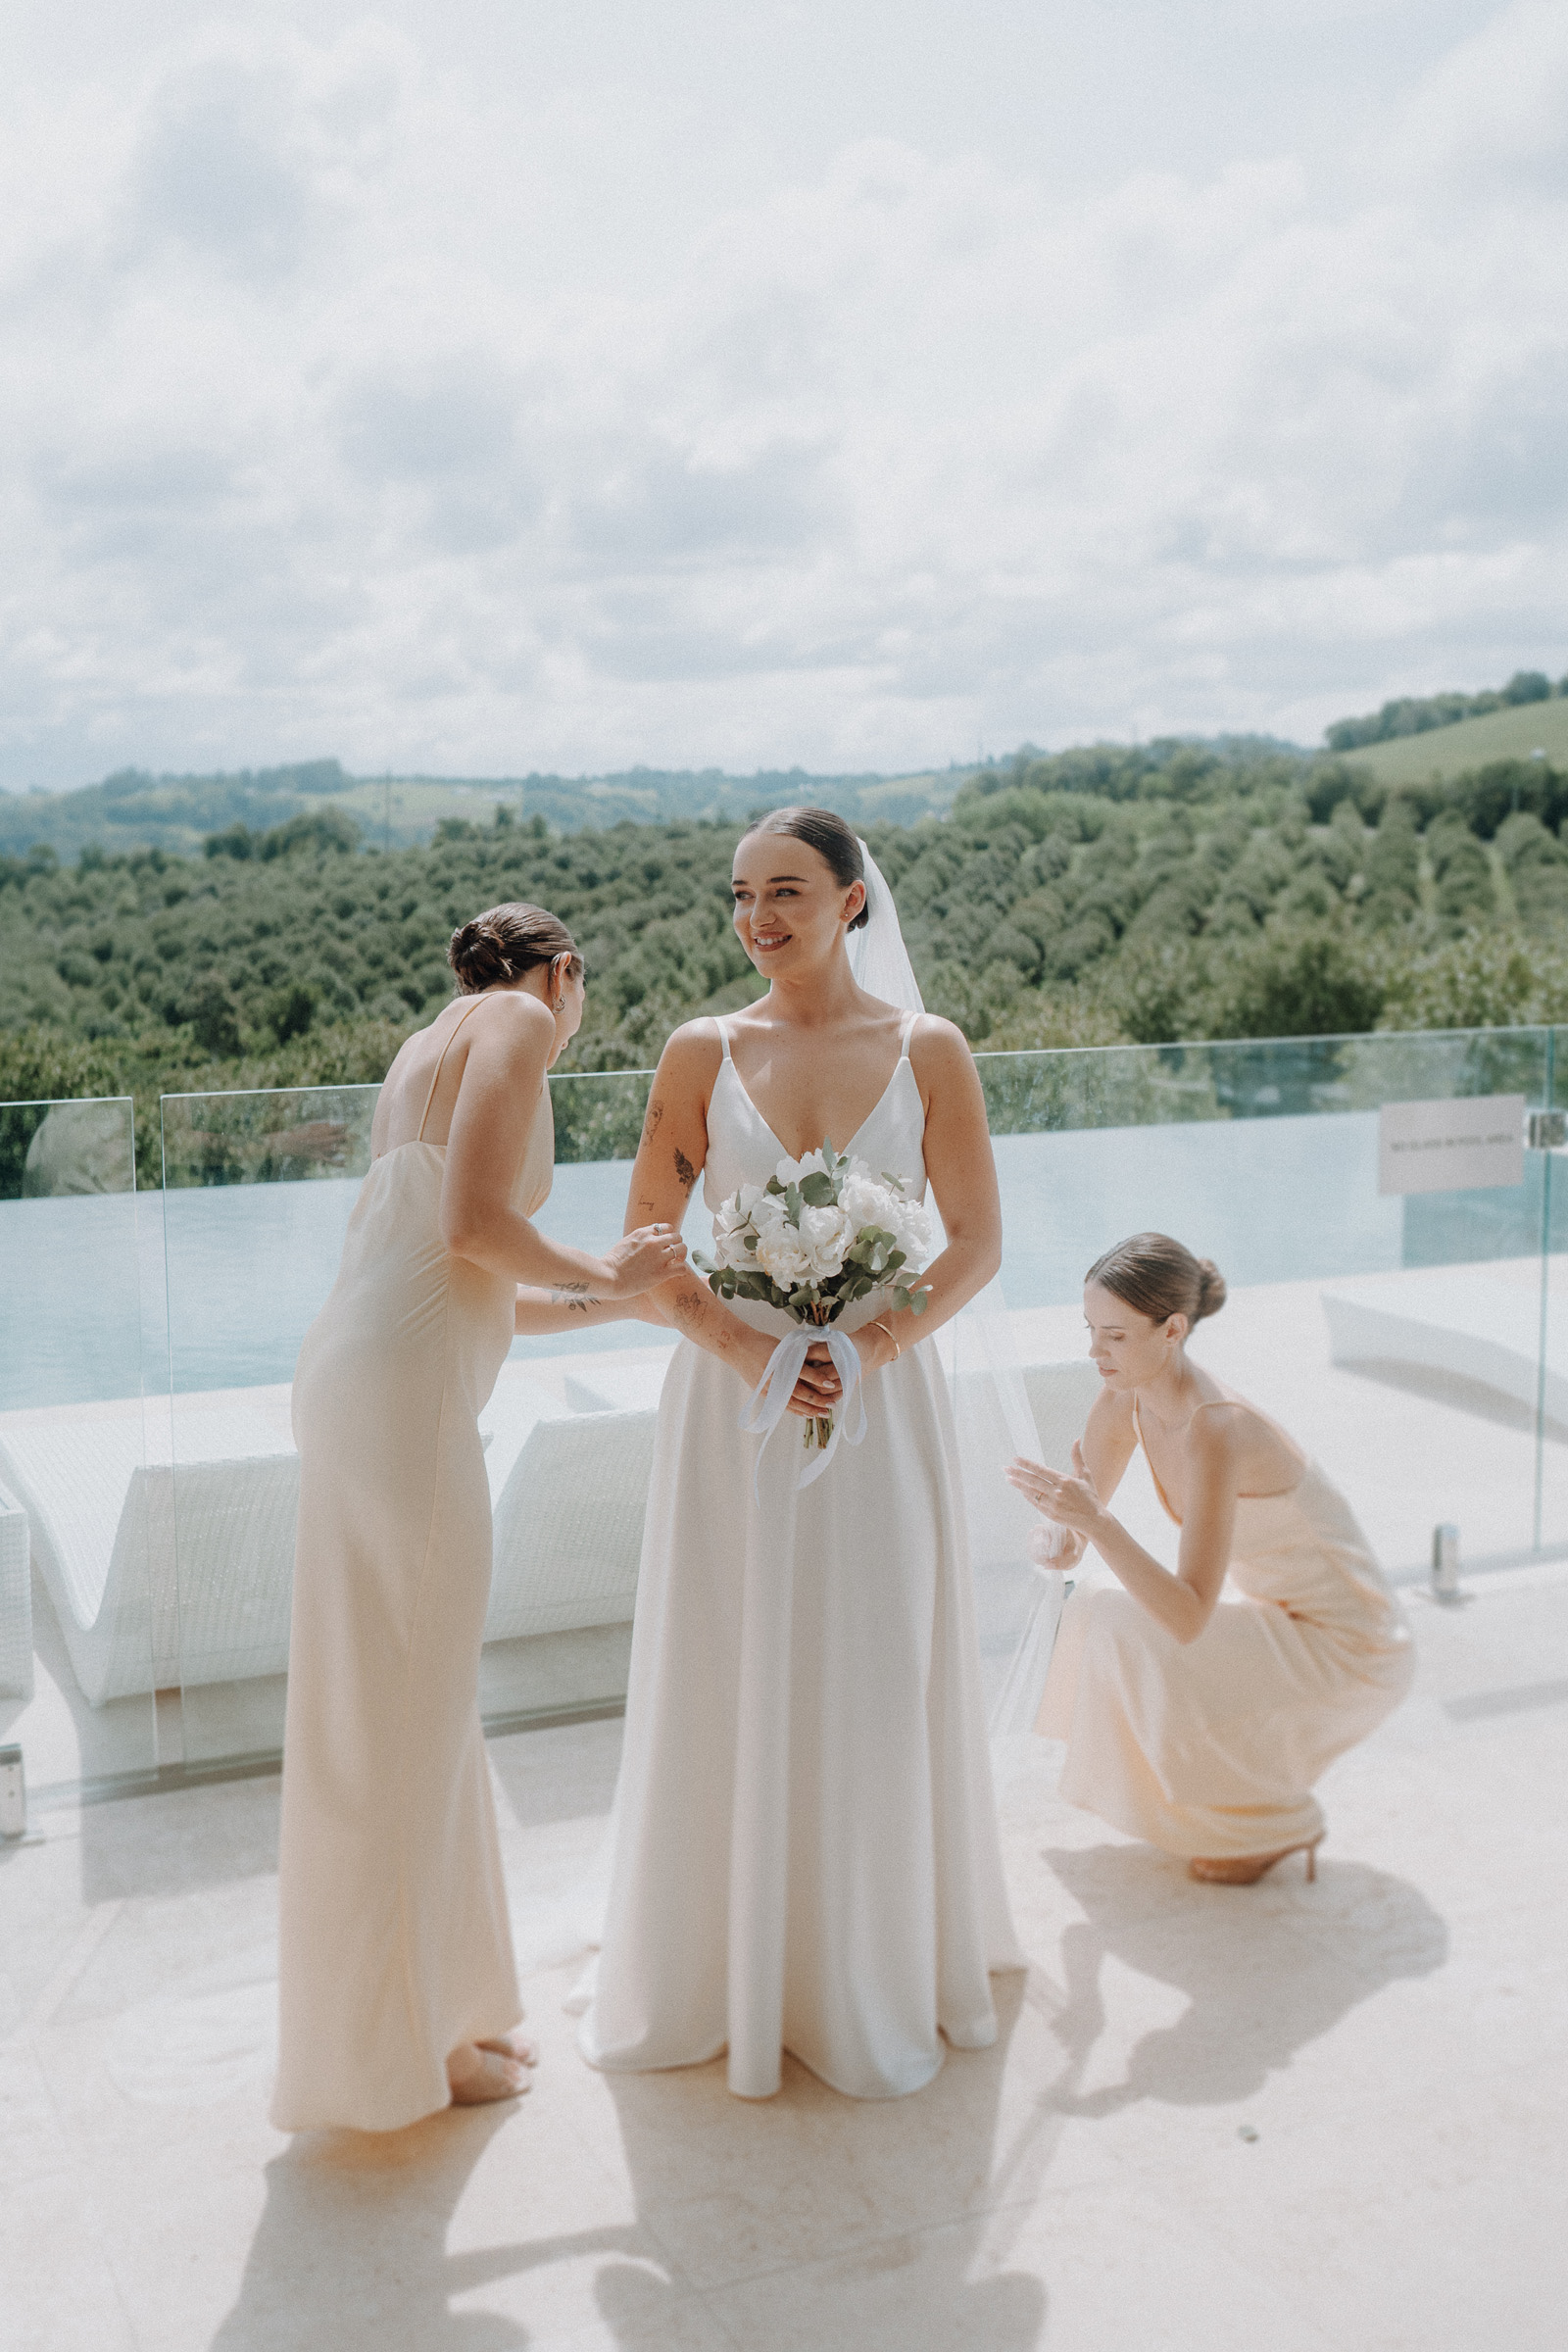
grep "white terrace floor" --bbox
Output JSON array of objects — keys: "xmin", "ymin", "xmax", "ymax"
[{"xmin": 4, "ymin": 1552, "xmax": 1565, "ymax": 2352}]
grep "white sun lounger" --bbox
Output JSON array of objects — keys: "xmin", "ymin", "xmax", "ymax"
[
  {"xmin": 0, "ymin": 1339, "xmax": 1104, "ymax": 1710},
  {"xmin": 0, "ymin": 1478, "xmax": 31, "ymax": 1700},
  {"xmin": 0, "ymin": 1371, "xmax": 662, "ymax": 1707},
  {"xmin": 479, "ymin": 1368, "xmax": 661, "ymax": 1642},
  {"xmin": 1322, "ymin": 1262, "xmax": 1567, "ymax": 1435},
  {"xmin": 0, "ymin": 1402, "xmax": 300, "ymax": 1706}
]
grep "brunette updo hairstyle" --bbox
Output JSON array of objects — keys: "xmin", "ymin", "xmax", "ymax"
[
  {"xmin": 737, "ymin": 807, "xmax": 869, "ymax": 929},
  {"xmin": 447, "ymin": 902, "xmax": 583, "ymax": 995},
  {"xmin": 1085, "ymin": 1232, "xmax": 1227, "ymax": 1330}
]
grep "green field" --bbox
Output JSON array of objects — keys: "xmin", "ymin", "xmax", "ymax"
[{"xmin": 1348, "ymin": 696, "xmax": 1568, "ymax": 790}]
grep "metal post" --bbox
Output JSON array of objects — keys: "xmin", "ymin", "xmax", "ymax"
[
  {"xmin": 0, "ymin": 1742, "xmax": 24, "ymax": 1838},
  {"xmin": 1533, "ymin": 1032, "xmax": 1558, "ymax": 1552}
]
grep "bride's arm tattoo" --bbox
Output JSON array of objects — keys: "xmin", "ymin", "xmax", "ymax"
[
  {"xmin": 550, "ymin": 1282, "xmax": 596, "ymax": 1314},
  {"xmin": 673, "ymin": 1146, "xmax": 697, "ymax": 1192},
  {"xmin": 640, "ymin": 1097, "xmax": 665, "ymax": 1151}
]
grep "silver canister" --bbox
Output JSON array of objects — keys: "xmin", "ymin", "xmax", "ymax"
[
  {"xmin": 1431, "ymin": 1524, "xmax": 1461, "ymax": 1601},
  {"xmin": 0, "ymin": 1744, "xmax": 24, "ymax": 1839}
]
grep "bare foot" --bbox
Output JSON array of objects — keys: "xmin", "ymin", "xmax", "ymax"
[
  {"xmin": 446, "ymin": 2040, "xmax": 528, "ymax": 2105},
  {"xmin": 477, "ymin": 2029, "xmax": 540, "ymax": 2069}
]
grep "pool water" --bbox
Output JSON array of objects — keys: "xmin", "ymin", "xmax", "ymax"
[{"xmin": 0, "ymin": 1112, "xmax": 1444, "ymax": 1412}]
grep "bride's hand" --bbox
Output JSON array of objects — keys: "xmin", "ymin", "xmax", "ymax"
[
  {"xmin": 1005, "ymin": 1442, "xmax": 1102, "ymax": 1537},
  {"xmin": 783, "ymin": 1337, "xmax": 844, "ymax": 1417},
  {"xmin": 594, "ymin": 1224, "xmax": 689, "ymax": 1300}
]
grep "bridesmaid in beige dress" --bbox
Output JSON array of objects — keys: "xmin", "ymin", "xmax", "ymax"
[
  {"xmin": 1010, "ymin": 1233, "xmax": 1413, "ymax": 1884},
  {"xmin": 272, "ymin": 902, "xmax": 685, "ymax": 2133}
]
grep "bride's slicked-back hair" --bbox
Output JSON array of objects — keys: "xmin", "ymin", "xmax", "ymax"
[
  {"xmin": 448, "ymin": 902, "xmax": 583, "ymax": 995},
  {"xmin": 737, "ymin": 807, "xmax": 869, "ymax": 930},
  {"xmin": 1085, "ymin": 1232, "xmax": 1227, "ymax": 1327}
]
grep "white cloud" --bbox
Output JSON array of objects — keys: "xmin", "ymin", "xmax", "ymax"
[{"xmin": 0, "ymin": 4, "xmax": 1565, "ymax": 786}]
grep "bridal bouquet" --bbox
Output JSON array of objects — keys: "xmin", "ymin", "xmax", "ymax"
[{"xmin": 694, "ymin": 1141, "xmax": 932, "ymax": 1486}]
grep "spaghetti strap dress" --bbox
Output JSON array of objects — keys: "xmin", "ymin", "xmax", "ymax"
[
  {"xmin": 580, "ymin": 1012, "xmax": 1022, "ymax": 2101},
  {"xmin": 271, "ymin": 1002, "xmax": 554, "ymax": 2132},
  {"xmin": 1037, "ymin": 1399, "xmax": 1415, "ymax": 1859}
]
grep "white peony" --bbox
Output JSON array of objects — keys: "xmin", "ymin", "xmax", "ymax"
[
  {"xmin": 753, "ymin": 1218, "xmax": 812, "ymax": 1288},
  {"xmin": 890, "ymin": 1195, "xmax": 933, "ymax": 1260},
  {"xmin": 797, "ymin": 1201, "xmax": 853, "ymax": 1280},
  {"xmin": 839, "ymin": 1166, "xmax": 931, "ymax": 1267},
  {"xmin": 838, "ymin": 1168, "xmax": 892, "ymax": 1232},
  {"xmin": 711, "ymin": 1183, "xmax": 764, "ymax": 1269},
  {"xmin": 775, "ymin": 1148, "xmax": 830, "ymax": 1187}
]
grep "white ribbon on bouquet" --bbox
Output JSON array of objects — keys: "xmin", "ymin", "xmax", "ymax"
[{"xmin": 737, "ymin": 1324, "xmax": 867, "ymax": 1497}]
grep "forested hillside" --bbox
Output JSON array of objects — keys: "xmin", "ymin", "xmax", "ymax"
[{"xmin": 6, "ymin": 730, "xmax": 1568, "ymax": 1185}]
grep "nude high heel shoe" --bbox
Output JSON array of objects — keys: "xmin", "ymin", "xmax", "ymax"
[{"xmin": 1188, "ymin": 1836, "xmax": 1323, "ymax": 1886}]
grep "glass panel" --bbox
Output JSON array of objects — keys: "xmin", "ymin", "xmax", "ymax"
[
  {"xmin": 152, "ymin": 1029, "xmax": 1559, "ymax": 1776},
  {"xmin": 160, "ymin": 1087, "xmax": 377, "ymax": 1767},
  {"xmin": 482, "ymin": 1069, "xmax": 668, "ymax": 1729},
  {"xmin": 158, "ymin": 1073, "xmax": 669, "ymax": 1768},
  {"xmin": 0, "ymin": 1097, "xmax": 159, "ymax": 1802},
  {"xmin": 1538, "ymin": 1028, "xmax": 1568, "ymax": 1553},
  {"xmin": 980, "ymin": 1027, "xmax": 1552, "ymax": 1585}
]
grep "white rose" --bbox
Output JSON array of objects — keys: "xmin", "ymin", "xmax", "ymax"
[{"xmin": 797, "ymin": 1202, "xmax": 853, "ymax": 1280}]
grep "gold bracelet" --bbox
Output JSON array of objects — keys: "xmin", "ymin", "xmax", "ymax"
[{"xmin": 870, "ymin": 1316, "xmax": 901, "ymax": 1362}]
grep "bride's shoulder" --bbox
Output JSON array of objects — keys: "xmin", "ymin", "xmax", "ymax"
[
  {"xmin": 906, "ymin": 1012, "xmax": 979, "ymax": 1080},
  {"xmin": 655, "ymin": 1016, "xmax": 726, "ymax": 1083}
]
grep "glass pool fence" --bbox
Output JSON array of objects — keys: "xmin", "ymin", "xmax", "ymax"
[{"xmin": 2, "ymin": 1026, "xmax": 1562, "ymax": 1796}]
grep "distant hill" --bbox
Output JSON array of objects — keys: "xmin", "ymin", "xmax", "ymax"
[
  {"xmin": 1343, "ymin": 695, "xmax": 1568, "ymax": 791},
  {"xmin": 5, "ymin": 673, "xmax": 1565, "ymax": 870},
  {"xmin": 1326, "ymin": 669, "xmax": 1563, "ymax": 751},
  {"xmin": 0, "ymin": 759, "xmax": 969, "ymax": 865}
]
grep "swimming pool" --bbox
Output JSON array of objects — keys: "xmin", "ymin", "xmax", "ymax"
[{"xmin": 0, "ymin": 1110, "xmax": 1482, "ymax": 1411}]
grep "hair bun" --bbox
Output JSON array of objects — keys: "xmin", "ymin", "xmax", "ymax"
[
  {"xmin": 448, "ymin": 919, "xmax": 510, "ymax": 991},
  {"xmin": 447, "ymin": 901, "xmax": 580, "ymax": 995},
  {"xmin": 1195, "ymin": 1258, "xmax": 1227, "ymax": 1320}
]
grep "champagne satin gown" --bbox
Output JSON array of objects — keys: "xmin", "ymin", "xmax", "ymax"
[
  {"xmin": 1038, "ymin": 1398, "xmax": 1415, "ymax": 1859},
  {"xmin": 580, "ymin": 1013, "xmax": 1022, "ymax": 2101},
  {"xmin": 272, "ymin": 1003, "xmax": 552, "ymax": 2132}
]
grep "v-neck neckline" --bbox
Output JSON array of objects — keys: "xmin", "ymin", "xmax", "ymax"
[{"xmin": 722, "ymin": 1053, "xmax": 908, "ymax": 1165}]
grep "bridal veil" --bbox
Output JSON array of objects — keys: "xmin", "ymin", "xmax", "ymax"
[{"xmin": 849, "ymin": 841, "xmax": 1066, "ymax": 1759}]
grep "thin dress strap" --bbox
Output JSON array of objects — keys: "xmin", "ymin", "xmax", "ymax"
[
  {"xmin": 416, "ymin": 997, "xmax": 484, "ymax": 1143},
  {"xmin": 713, "ymin": 1016, "xmax": 732, "ymax": 1062}
]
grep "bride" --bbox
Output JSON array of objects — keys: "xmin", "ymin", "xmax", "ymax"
[{"xmin": 579, "ymin": 807, "xmax": 1023, "ymax": 2100}]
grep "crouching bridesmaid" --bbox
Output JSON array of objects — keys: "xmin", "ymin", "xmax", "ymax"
[{"xmin": 1009, "ymin": 1233, "xmax": 1413, "ymax": 1885}]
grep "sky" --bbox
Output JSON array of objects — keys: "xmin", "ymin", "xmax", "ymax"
[{"xmin": 1, "ymin": 0, "xmax": 1565, "ymax": 789}]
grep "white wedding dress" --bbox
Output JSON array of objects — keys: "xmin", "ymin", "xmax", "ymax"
[{"xmin": 579, "ymin": 1008, "xmax": 1023, "ymax": 2100}]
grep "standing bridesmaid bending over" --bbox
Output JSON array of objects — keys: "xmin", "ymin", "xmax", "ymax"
[
  {"xmin": 272, "ymin": 903, "xmax": 685, "ymax": 2133},
  {"xmin": 1010, "ymin": 1233, "xmax": 1413, "ymax": 1884}
]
